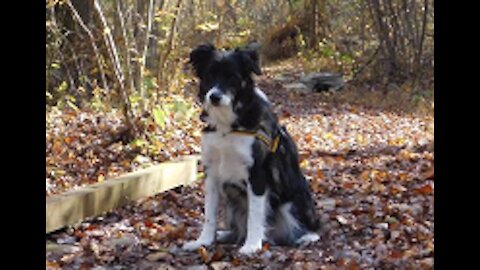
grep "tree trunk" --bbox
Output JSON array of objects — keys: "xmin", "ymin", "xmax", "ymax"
[
  {"xmin": 66, "ymin": 0, "xmax": 109, "ymax": 94},
  {"xmin": 368, "ymin": 0, "xmax": 399, "ymax": 81},
  {"xmin": 136, "ymin": 0, "xmax": 156, "ymax": 112},
  {"xmin": 94, "ymin": 0, "xmax": 137, "ymax": 138},
  {"xmin": 146, "ymin": 0, "xmax": 166, "ymax": 73},
  {"xmin": 115, "ymin": 0, "xmax": 135, "ymax": 109},
  {"xmin": 157, "ymin": 0, "xmax": 183, "ymax": 98},
  {"xmin": 310, "ymin": 0, "xmax": 318, "ymax": 48},
  {"xmin": 412, "ymin": 0, "xmax": 429, "ymax": 88}
]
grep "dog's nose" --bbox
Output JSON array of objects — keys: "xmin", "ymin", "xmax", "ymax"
[{"xmin": 209, "ymin": 92, "xmax": 222, "ymax": 105}]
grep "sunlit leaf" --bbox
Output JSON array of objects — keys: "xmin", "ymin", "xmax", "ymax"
[{"xmin": 153, "ymin": 106, "xmax": 167, "ymax": 130}]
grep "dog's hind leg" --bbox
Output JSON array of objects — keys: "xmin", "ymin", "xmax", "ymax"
[
  {"xmin": 222, "ymin": 182, "xmax": 248, "ymax": 244},
  {"xmin": 215, "ymin": 230, "xmax": 236, "ymax": 243}
]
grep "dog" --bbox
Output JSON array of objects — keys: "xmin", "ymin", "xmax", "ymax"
[{"xmin": 183, "ymin": 44, "xmax": 320, "ymax": 255}]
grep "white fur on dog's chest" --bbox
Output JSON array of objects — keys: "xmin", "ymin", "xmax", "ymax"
[{"xmin": 201, "ymin": 132, "xmax": 255, "ymax": 184}]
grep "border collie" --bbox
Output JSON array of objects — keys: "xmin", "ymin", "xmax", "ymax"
[{"xmin": 183, "ymin": 44, "xmax": 320, "ymax": 255}]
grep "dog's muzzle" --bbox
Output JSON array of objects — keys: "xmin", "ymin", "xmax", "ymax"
[
  {"xmin": 209, "ymin": 92, "xmax": 222, "ymax": 106},
  {"xmin": 205, "ymin": 87, "xmax": 231, "ymax": 107}
]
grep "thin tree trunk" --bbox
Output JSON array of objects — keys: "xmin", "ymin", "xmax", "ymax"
[
  {"xmin": 146, "ymin": 0, "xmax": 166, "ymax": 72},
  {"xmin": 157, "ymin": 0, "xmax": 183, "ymax": 99},
  {"xmin": 94, "ymin": 0, "xmax": 125, "ymax": 90},
  {"xmin": 412, "ymin": 0, "xmax": 429, "ymax": 88},
  {"xmin": 49, "ymin": 7, "xmax": 78, "ymax": 94},
  {"xmin": 115, "ymin": 0, "xmax": 135, "ymax": 106},
  {"xmin": 387, "ymin": 0, "xmax": 405, "ymax": 62},
  {"xmin": 94, "ymin": 0, "xmax": 137, "ymax": 137},
  {"xmin": 368, "ymin": 0, "xmax": 398, "ymax": 81},
  {"xmin": 136, "ymin": 0, "xmax": 156, "ymax": 112},
  {"xmin": 66, "ymin": 0, "xmax": 109, "ymax": 93},
  {"xmin": 311, "ymin": 0, "xmax": 318, "ymax": 48}
]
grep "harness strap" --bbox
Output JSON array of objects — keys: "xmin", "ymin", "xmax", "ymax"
[{"xmin": 231, "ymin": 128, "xmax": 281, "ymax": 153}]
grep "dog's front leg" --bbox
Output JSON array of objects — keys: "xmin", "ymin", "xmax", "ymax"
[
  {"xmin": 239, "ymin": 183, "xmax": 267, "ymax": 255},
  {"xmin": 183, "ymin": 176, "xmax": 219, "ymax": 251}
]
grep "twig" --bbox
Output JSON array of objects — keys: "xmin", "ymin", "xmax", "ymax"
[
  {"xmin": 349, "ymin": 45, "xmax": 381, "ymax": 83},
  {"xmin": 78, "ymin": 126, "xmax": 131, "ymax": 157},
  {"xmin": 94, "ymin": 0, "xmax": 125, "ymax": 90}
]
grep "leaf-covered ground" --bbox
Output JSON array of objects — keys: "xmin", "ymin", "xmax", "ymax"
[
  {"xmin": 46, "ymin": 96, "xmax": 203, "ymax": 196},
  {"xmin": 46, "ymin": 62, "xmax": 434, "ymax": 269}
]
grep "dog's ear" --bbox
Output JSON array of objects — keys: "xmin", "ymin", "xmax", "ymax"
[
  {"xmin": 239, "ymin": 47, "xmax": 262, "ymax": 76},
  {"xmin": 189, "ymin": 44, "xmax": 216, "ymax": 78}
]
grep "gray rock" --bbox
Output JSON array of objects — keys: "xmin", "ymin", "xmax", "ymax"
[
  {"xmin": 274, "ymin": 74, "xmax": 294, "ymax": 82},
  {"xmin": 186, "ymin": 265, "xmax": 208, "ymax": 270},
  {"xmin": 300, "ymin": 72, "xmax": 345, "ymax": 92},
  {"xmin": 46, "ymin": 242, "xmax": 81, "ymax": 254},
  {"xmin": 210, "ymin": 261, "xmax": 232, "ymax": 270},
  {"xmin": 284, "ymin": 82, "xmax": 310, "ymax": 93}
]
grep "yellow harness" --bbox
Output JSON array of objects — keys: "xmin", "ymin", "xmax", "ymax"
[{"xmin": 230, "ymin": 128, "xmax": 281, "ymax": 153}]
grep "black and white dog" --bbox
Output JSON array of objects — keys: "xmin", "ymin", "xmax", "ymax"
[{"xmin": 183, "ymin": 44, "xmax": 320, "ymax": 255}]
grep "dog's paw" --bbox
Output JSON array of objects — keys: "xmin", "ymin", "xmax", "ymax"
[
  {"xmin": 295, "ymin": 232, "xmax": 320, "ymax": 247},
  {"xmin": 238, "ymin": 243, "xmax": 262, "ymax": 255},
  {"xmin": 182, "ymin": 240, "xmax": 211, "ymax": 251}
]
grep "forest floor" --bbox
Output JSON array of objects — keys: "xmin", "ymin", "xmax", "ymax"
[{"xmin": 46, "ymin": 60, "xmax": 434, "ymax": 270}]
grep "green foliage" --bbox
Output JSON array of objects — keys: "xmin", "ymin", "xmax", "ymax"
[
  {"xmin": 57, "ymin": 81, "xmax": 68, "ymax": 93},
  {"xmin": 152, "ymin": 106, "xmax": 167, "ymax": 130},
  {"xmin": 195, "ymin": 21, "xmax": 219, "ymax": 32},
  {"xmin": 143, "ymin": 74, "xmax": 158, "ymax": 93},
  {"xmin": 91, "ymin": 87, "xmax": 107, "ymax": 111},
  {"xmin": 195, "ymin": 12, "xmax": 219, "ymax": 33},
  {"xmin": 130, "ymin": 138, "xmax": 147, "ymax": 148},
  {"xmin": 129, "ymin": 92, "xmax": 143, "ymax": 107}
]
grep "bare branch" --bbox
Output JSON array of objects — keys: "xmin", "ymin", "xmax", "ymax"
[
  {"xmin": 94, "ymin": 0, "xmax": 137, "ymax": 137},
  {"xmin": 65, "ymin": 0, "xmax": 109, "ymax": 93},
  {"xmin": 115, "ymin": 0, "xmax": 135, "ymax": 98},
  {"xmin": 94, "ymin": 0, "xmax": 125, "ymax": 90}
]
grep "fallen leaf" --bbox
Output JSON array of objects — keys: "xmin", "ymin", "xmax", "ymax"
[
  {"xmin": 210, "ymin": 261, "xmax": 231, "ymax": 270},
  {"xmin": 316, "ymin": 170, "xmax": 325, "ymax": 180},
  {"xmin": 231, "ymin": 257, "xmax": 241, "ymax": 266},
  {"xmin": 144, "ymin": 219, "xmax": 154, "ymax": 228},
  {"xmin": 423, "ymin": 167, "xmax": 434, "ymax": 180},
  {"xmin": 198, "ymin": 246, "xmax": 210, "ymax": 263},
  {"xmin": 416, "ymin": 183, "xmax": 433, "ymax": 195},
  {"xmin": 210, "ymin": 250, "xmax": 224, "ymax": 262},
  {"xmin": 305, "ymin": 133, "xmax": 313, "ymax": 143},
  {"xmin": 146, "ymin": 251, "xmax": 171, "ymax": 262},
  {"xmin": 46, "ymin": 260, "xmax": 61, "ymax": 269},
  {"xmin": 336, "ymin": 215, "xmax": 348, "ymax": 225},
  {"xmin": 390, "ymin": 249, "xmax": 404, "ymax": 259},
  {"xmin": 343, "ymin": 181, "xmax": 354, "ymax": 189}
]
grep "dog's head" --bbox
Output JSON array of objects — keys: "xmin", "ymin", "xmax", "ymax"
[{"xmin": 189, "ymin": 44, "xmax": 262, "ymax": 129}]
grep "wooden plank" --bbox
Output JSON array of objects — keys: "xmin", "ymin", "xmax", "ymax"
[{"xmin": 46, "ymin": 155, "xmax": 200, "ymax": 233}]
